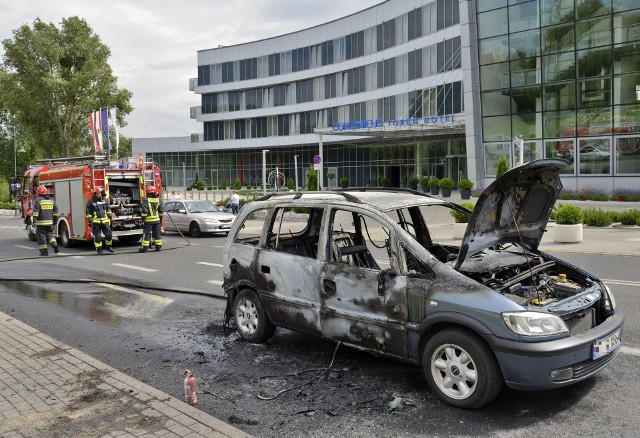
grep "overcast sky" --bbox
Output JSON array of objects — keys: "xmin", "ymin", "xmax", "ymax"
[{"xmin": 0, "ymin": 0, "xmax": 379, "ymax": 139}]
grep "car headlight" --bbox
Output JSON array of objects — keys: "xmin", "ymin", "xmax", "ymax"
[
  {"xmin": 502, "ymin": 311, "xmax": 569, "ymax": 336},
  {"xmin": 604, "ymin": 284, "xmax": 616, "ymax": 310},
  {"xmin": 203, "ymin": 218, "xmax": 218, "ymax": 224}
]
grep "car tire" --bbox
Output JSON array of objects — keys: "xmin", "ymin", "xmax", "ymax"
[
  {"xmin": 233, "ymin": 289, "xmax": 275, "ymax": 343},
  {"xmin": 423, "ymin": 328, "xmax": 502, "ymax": 409},
  {"xmin": 58, "ymin": 222, "xmax": 73, "ymax": 248},
  {"xmin": 189, "ymin": 221, "xmax": 201, "ymax": 238}
]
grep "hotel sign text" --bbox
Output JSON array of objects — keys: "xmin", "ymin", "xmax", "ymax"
[{"xmin": 332, "ymin": 114, "xmax": 456, "ymax": 132}]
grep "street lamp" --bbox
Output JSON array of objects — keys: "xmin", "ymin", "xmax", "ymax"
[
  {"xmin": 262, "ymin": 149, "xmax": 270, "ymax": 196},
  {"xmin": 513, "ymin": 135, "xmax": 524, "ymax": 166},
  {"xmin": 14, "ymin": 127, "xmax": 26, "ymax": 176},
  {"xmin": 294, "ymin": 155, "xmax": 299, "ymax": 191},
  {"xmin": 182, "ymin": 162, "xmax": 186, "ymax": 190}
]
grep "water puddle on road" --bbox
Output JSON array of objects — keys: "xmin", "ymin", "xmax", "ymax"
[{"xmin": 6, "ymin": 281, "xmax": 173, "ymax": 326}]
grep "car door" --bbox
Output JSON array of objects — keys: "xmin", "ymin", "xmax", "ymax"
[
  {"xmin": 172, "ymin": 201, "xmax": 188, "ymax": 231},
  {"xmin": 163, "ymin": 202, "xmax": 176, "ymax": 231},
  {"xmin": 320, "ymin": 207, "xmax": 409, "ymax": 359},
  {"xmin": 255, "ymin": 205, "xmax": 325, "ymax": 336}
]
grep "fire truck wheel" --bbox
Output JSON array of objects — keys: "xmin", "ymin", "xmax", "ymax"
[
  {"xmin": 58, "ymin": 222, "xmax": 74, "ymax": 248},
  {"xmin": 189, "ymin": 222, "xmax": 202, "ymax": 238}
]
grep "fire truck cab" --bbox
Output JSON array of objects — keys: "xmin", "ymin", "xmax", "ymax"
[{"xmin": 21, "ymin": 155, "xmax": 162, "ymax": 246}]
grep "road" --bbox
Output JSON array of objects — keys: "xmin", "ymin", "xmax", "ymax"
[{"xmin": 0, "ymin": 215, "xmax": 639, "ymax": 437}]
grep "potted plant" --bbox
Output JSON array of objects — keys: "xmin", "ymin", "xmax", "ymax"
[
  {"xmin": 553, "ymin": 204, "xmax": 584, "ymax": 243},
  {"xmin": 380, "ymin": 176, "xmax": 391, "ymax": 187},
  {"xmin": 458, "ymin": 178, "xmax": 474, "ymax": 200},
  {"xmin": 326, "ymin": 170, "xmax": 336, "ymax": 189},
  {"xmin": 428, "ymin": 177, "xmax": 440, "ymax": 195},
  {"xmin": 420, "ymin": 176, "xmax": 430, "ymax": 193},
  {"xmin": 450, "ymin": 201, "xmax": 475, "ymax": 239},
  {"xmin": 340, "ymin": 177, "xmax": 349, "ymax": 188},
  {"xmin": 439, "ymin": 178, "xmax": 454, "ymax": 197},
  {"xmin": 408, "ymin": 177, "xmax": 420, "ymax": 191}
]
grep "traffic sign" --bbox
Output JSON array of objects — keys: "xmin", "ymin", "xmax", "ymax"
[{"xmin": 313, "ymin": 155, "xmax": 322, "ymax": 164}]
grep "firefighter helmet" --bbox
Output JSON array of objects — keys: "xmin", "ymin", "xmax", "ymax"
[
  {"xmin": 92, "ymin": 186, "xmax": 105, "ymax": 195},
  {"xmin": 145, "ymin": 185, "xmax": 157, "ymax": 195},
  {"xmin": 37, "ymin": 185, "xmax": 48, "ymax": 195}
]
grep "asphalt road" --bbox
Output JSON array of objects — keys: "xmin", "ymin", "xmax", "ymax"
[{"xmin": 0, "ymin": 215, "xmax": 639, "ymax": 437}]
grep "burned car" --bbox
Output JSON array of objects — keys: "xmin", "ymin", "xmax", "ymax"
[{"xmin": 222, "ymin": 159, "xmax": 623, "ymax": 409}]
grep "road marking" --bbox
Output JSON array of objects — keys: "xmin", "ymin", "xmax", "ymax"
[
  {"xmin": 627, "ymin": 237, "xmax": 640, "ymax": 242},
  {"xmin": 603, "ymin": 279, "xmax": 640, "ymax": 287},
  {"xmin": 70, "ymin": 255, "xmax": 85, "ymax": 259},
  {"xmin": 212, "ymin": 245, "xmax": 225, "ymax": 248},
  {"xmin": 207, "ymin": 280, "xmax": 224, "ymax": 286},
  {"xmin": 621, "ymin": 346, "xmax": 640, "ymax": 357},
  {"xmin": 111, "ymin": 263, "xmax": 157, "ymax": 272},
  {"xmin": 99, "ymin": 283, "xmax": 173, "ymax": 318},
  {"xmin": 14, "ymin": 245, "xmax": 33, "ymax": 250},
  {"xmin": 197, "ymin": 262, "xmax": 223, "ymax": 267}
]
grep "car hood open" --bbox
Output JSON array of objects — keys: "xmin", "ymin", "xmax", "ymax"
[{"xmin": 454, "ymin": 159, "xmax": 568, "ymax": 270}]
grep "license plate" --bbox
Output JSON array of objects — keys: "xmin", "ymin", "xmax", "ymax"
[
  {"xmin": 593, "ymin": 329, "xmax": 621, "ymax": 360},
  {"xmin": 220, "ymin": 224, "xmax": 231, "ymax": 229}
]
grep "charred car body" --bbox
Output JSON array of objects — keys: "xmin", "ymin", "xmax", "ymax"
[{"xmin": 222, "ymin": 159, "xmax": 623, "ymax": 408}]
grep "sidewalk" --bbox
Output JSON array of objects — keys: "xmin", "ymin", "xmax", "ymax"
[{"xmin": 0, "ymin": 311, "xmax": 253, "ymax": 438}]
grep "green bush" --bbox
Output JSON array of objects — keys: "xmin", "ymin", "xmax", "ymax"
[
  {"xmin": 340, "ymin": 177, "xmax": 349, "ymax": 185},
  {"xmin": 554, "ymin": 204, "xmax": 584, "ymax": 225},
  {"xmin": 380, "ymin": 177, "xmax": 391, "ymax": 187},
  {"xmin": 439, "ymin": 178, "xmax": 454, "ymax": 189},
  {"xmin": 450, "ymin": 201, "xmax": 475, "ymax": 223},
  {"xmin": 408, "ymin": 177, "xmax": 420, "ymax": 186},
  {"xmin": 420, "ymin": 176, "xmax": 430, "ymax": 186},
  {"xmin": 286, "ymin": 178, "xmax": 295, "ymax": 190},
  {"xmin": 428, "ymin": 177, "xmax": 440, "ymax": 188},
  {"xmin": 0, "ymin": 201, "xmax": 16, "ymax": 209},
  {"xmin": 558, "ymin": 190, "xmax": 578, "ymax": 200},
  {"xmin": 618, "ymin": 209, "xmax": 640, "ymax": 226},
  {"xmin": 186, "ymin": 186, "xmax": 193, "ymax": 191},
  {"xmin": 582, "ymin": 208, "xmax": 613, "ymax": 227},
  {"xmin": 232, "ymin": 179, "xmax": 242, "ymax": 190},
  {"xmin": 307, "ymin": 165, "xmax": 318, "ymax": 191},
  {"xmin": 496, "ymin": 156, "xmax": 509, "ymax": 179},
  {"xmin": 458, "ymin": 178, "xmax": 474, "ymax": 190}
]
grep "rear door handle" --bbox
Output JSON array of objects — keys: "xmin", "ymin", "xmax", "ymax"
[{"xmin": 261, "ymin": 265, "xmax": 270, "ymax": 274}]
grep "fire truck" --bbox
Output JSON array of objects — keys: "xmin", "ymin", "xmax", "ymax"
[{"xmin": 21, "ymin": 155, "xmax": 162, "ymax": 247}]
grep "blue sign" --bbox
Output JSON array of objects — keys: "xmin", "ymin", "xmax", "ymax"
[
  {"xmin": 313, "ymin": 155, "xmax": 322, "ymax": 164},
  {"xmin": 331, "ymin": 114, "xmax": 457, "ymax": 132}
]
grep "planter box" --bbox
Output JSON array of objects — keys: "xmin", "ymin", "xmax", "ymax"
[
  {"xmin": 553, "ymin": 223, "xmax": 583, "ymax": 243},
  {"xmin": 421, "ymin": 185, "xmax": 430, "ymax": 193},
  {"xmin": 430, "ymin": 187, "xmax": 440, "ymax": 195},
  {"xmin": 460, "ymin": 189, "xmax": 471, "ymax": 199},
  {"xmin": 452, "ymin": 222, "xmax": 467, "ymax": 239},
  {"xmin": 409, "ymin": 184, "xmax": 418, "ymax": 190},
  {"xmin": 441, "ymin": 188, "xmax": 452, "ymax": 197}
]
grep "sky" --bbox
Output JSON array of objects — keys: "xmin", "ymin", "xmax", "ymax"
[{"xmin": 0, "ymin": 0, "xmax": 380, "ymax": 139}]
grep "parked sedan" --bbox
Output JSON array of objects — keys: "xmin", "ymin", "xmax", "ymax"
[{"xmin": 163, "ymin": 200, "xmax": 235, "ymax": 237}]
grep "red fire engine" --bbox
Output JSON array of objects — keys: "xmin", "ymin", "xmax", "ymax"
[{"xmin": 20, "ymin": 154, "xmax": 162, "ymax": 247}]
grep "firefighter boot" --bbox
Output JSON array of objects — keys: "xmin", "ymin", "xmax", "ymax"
[
  {"xmin": 138, "ymin": 247, "xmax": 148, "ymax": 253},
  {"xmin": 96, "ymin": 247, "xmax": 103, "ymax": 255},
  {"xmin": 155, "ymin": 244, "xmax": 162, "ymax": 252},
  {"xmin": 106, "ymin": 245, "xmax": 114, "ymax": 253},
  {"xmin": 39, "ymin": 250, "xmax": 49, "ymax": 257},
  {"xmin": 53, "ymin": 245, "xmax": 59, "ymax": 254}
]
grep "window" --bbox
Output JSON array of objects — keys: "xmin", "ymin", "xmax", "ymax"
[
  {"xmin": 408, "ymin": 8, "xmax": 423, "ymax": 40},
  {"xmin": 484, "ymin": 142, "xmax": 511, "ymax": 176},
  {"xmin": 235, "ymin": 209, "xmax": 269, "ymax": 246},
  {"xmin": 266, "ymin": 207, "xmax": 324, "ymax": 258},
  {"xmin": 329, "ymin": 209, "xmax": 391, "ymax": 270},
  {"xmin": 578, "ymin": 137, "xmax": 611, "ymax": 174},
  {"xmin": 545, "ymin": 139, "xmax": 575, "ymax": 174}
]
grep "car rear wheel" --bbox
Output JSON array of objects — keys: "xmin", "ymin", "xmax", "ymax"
[
  {"xmin": 189, "ymin": 221, "xmax": 201, "ymax": 237},
  {"xmin": 423, "ymin": 328, "xmax": 502, "ymax": 409},
  {"xmin": 233, "ymin": 289, "xmax": 275, "ymax": 343},
  {"xmin": 58, "ymin": 222, "xmax": 73, "ymax": 248}
]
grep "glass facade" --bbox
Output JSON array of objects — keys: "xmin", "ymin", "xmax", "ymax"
[{"xmin": 478, "ymin": 0, "xmax": 640, "ymax": 177}]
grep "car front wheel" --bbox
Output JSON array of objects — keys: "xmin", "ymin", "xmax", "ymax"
[
  {"xmin": 189, "ymin": 221, "xmax": 201, "ymax": 237},
  {"xmin": 423, "ymin": 328, "xmax": 502, "ymax": 409},
  {"xmin": 233, "ymin": 289, "xmax": 275, "ymax": 343}
]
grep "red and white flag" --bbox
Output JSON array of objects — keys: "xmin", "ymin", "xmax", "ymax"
[
  {"xmin": 95, "ymin": 110, "xmax": 104, "ymax": 153},
  {"xmin": 89, "ymin": 113, "xmax": 99, "ymax": 153}
]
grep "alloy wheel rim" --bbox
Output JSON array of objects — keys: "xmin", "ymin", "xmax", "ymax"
[
  {"xmin": 430, "ymin": 343, "xmax": 478, "ymax": 400},
  {"xmin": 236, "ymin": 298, "xmax": 258, "ymax": 336}
]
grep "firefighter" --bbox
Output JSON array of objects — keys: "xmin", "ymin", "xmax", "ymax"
[
  {"xmin": 85, "ymin": 186, "xmax": 114, "ymax": 255},
  {"xmin": 139, "ymin": 185, "xmax": 163, "ymax": 253},
  {"xmin": 33, "ymin": 185, "xmax": 60, "ymax": 256}
]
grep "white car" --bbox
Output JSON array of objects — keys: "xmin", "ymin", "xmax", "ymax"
[{"xmin": 163, "ymin": 199, "xmax": 235, "ymax": 237}]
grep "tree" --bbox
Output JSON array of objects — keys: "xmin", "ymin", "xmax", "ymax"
[
  {"xmin": 1, "ymin": 17, "xmax": 133, "ymax": 159},
  {"xmin": 307, "ymin": 165, "xmax": 318, "ymax": 191},
  {"xmin": 496, "ymin": 156, "xmax": 510, "ymax": 179}
]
